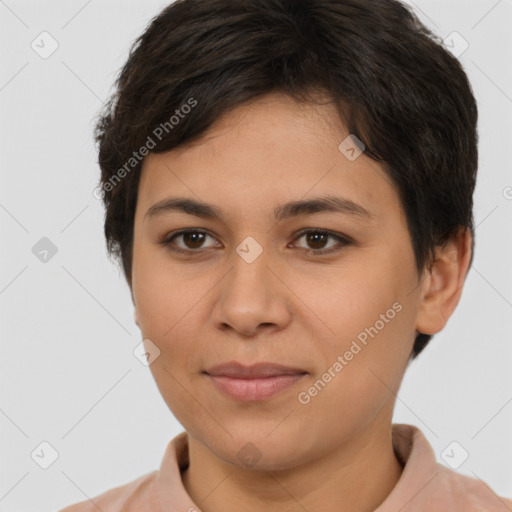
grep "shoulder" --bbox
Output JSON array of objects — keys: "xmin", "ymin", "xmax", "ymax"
[
  {"xmin": 389, "ymin": 424, "xmax": 512, "ymax": 511},
  {"xmin": 58, "ymin": 470, "xmax": 159, "ymax": 512},
  {"xmin": 436, "ymin": 463, "xmax": 512, "ymax": 511}
]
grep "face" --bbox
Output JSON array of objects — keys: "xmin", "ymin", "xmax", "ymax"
[{"xmin": 131, "ymin": 91, "xmax": 424, "ymax": 470}]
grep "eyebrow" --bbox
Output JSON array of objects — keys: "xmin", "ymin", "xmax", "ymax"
[{"xmin": 144, "ymin": 195, "xmax": 374, "ymax": 222}]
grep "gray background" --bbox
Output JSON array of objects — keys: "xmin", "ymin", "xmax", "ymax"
[{"xmin": 1, "ymin": 1, "xmax": 511, "ymax": 510}]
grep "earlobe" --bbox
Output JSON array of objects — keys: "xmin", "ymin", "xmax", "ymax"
[{"xmin": 415, "ymin": 229, "xmax": 472, "ymax": 335}]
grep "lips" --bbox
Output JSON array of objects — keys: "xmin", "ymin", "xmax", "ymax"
[
  {"xmin": 204, "ymin": 361, "xmax": 307, "ymax": 401},
  {"xmin": 205, "ymin": 361, "xmax": 307, "ymax": 379}
]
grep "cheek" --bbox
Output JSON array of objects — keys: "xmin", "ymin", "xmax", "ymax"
[
  {"xmin": 293, "ymin": 254, "xmax": 415, "ymax": 405},
  {"xmin": 131, "ymin": 247, "xmax": 216, "ymax": 386},
  {"xmin": 132, "ymin": 243, "xmax": 202, "ymax": 339},
  {"xmin": 132, "ymin": 261, "xmax": 207, "ymax": 424},
  {"xmin": 291, "ymin": 301, "xmax": 413, "ymax": 451},
  {"xmin": 297, "ymin": 257, "xmax": 406, "ymax": 347}
]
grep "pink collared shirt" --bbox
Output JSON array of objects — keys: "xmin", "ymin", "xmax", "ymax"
[{"xmin": 59, "ymin": 424, "xmax": 512, "ymax": 511}]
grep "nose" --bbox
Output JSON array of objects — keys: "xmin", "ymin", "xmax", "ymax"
[{"xmin": 211, "ymin": 248, "xmax": 293, "ymax": 337}]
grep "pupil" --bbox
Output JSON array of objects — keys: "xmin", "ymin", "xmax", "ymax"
[
  {"xmin": 185, "ymin": 233, "xmax": 205, "ymax": 248},
  {"xmin": 307, "ymin": 233, "xmax": 326, "ymax": 249}
]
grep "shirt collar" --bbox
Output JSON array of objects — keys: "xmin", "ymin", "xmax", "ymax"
[{"xmin": 375, "ymin": 424, "xmax": 441, "ymax": 511}]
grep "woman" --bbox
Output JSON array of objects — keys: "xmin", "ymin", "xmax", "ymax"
[{"xmin": 61, "ymin": 0, "xmax": 512, "ymax": 510}]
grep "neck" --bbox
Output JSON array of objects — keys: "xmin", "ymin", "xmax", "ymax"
[{"xmin": 181, "ymin": 421, "xmax": 403, "ymax": 512}]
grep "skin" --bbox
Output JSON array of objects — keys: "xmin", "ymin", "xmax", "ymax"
[{"xmin": 131, "ymin": 91, "xmax": 472, "ymax": 512}]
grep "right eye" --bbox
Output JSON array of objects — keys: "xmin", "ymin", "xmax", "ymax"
[{"xmin": 158, "ymin": 229, "xmax": 221, "ymax": 253}]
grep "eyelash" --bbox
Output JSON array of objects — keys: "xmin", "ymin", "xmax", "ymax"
[{"xmin": 158, "ymin": 228, "xmax": 352, "ymax": 256}]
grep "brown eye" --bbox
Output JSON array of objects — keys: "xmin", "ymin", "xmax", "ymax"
[
  {"xmin": 293, "ymin": 229, "xmax": 351, "ymax": 254},
  {"xmin": 159, "ymin": 229, "xmax": 219, "ymax": 253},
  {"xmin": 159, "ymin": 228, "xmax": 350, "ymax": 256},
  {"xmin": 181, "ymin": 232, "xmax": 207, "ymax": 249},
  {"xmin": 304, "ymin": 232, "xmax": 329, "ymax": 250}
]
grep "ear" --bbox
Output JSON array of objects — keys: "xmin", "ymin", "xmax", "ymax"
[{"xmin": 415, "ymin": 228, "xmax": 472, "ymax": 335}]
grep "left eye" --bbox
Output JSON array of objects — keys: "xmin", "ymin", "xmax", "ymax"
[
  {"xmin": 161, "ymin": 230, "xmax": 218, "ymax": 251},
  {"xmin": 292, "ymin": 230, "xmax": 349, "ymax": 254}
]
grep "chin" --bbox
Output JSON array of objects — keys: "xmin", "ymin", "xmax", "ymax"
[{"xmin": 208, "ymin": 426, "xmax": 314, "ymax": 471}]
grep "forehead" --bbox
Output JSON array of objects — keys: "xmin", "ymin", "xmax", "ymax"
[{"xmin": 136, "ymin": 92, "xmax": 401, "ymax": 227}]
